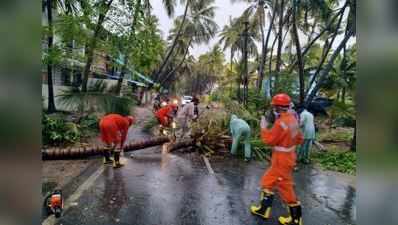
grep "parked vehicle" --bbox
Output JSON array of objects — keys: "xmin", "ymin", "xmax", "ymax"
[{"xmin": 181, "ymin": 96, "xmax": 193, "ymax": 106}]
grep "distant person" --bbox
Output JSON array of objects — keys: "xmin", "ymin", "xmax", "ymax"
[
  {"xmin": 289, "ymin": 102, "xmax": 299, "ymax": 121},
  {"xmin": 296, "ymin": 106, "xmax": 316, "ymax": 164},
  {"xmin": 192, "ymin": 96, "xmax": 200, "ymax": 120},
  {"xmin": 99, "ymin": 114, "xmax": 134, "ymax": 168},
  {"xmin": 177, "ymin": 100, "xmax": 195, "ymax": 138},
  {"xmin": 250, "ymin": 93, "xmax": 304, "ymax": 225},
  {"xmin": 229, "ymin": 114, "xmax": 251, "ymax": 162}
]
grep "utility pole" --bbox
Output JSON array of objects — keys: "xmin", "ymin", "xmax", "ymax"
[{"xmin": 242, "ymin": 20, "xmax": 249, "ymax": 107}]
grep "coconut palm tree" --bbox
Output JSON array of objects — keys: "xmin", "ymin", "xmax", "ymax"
[
  {"xmin": 232, "ymin": 0, "xmax": 279, "ymax": 91},
  {"xmin": 219, "ymin": 15, "xmax": 258, "ymax": 102},
  {"xmin": 158, "ymin": 0, "xmax": 218, "ymax": 84},
  {"xmin": 155, "ymin": 0, "xmax": 218, "ymax": 82}
]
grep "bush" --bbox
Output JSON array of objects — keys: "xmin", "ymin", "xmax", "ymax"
[
  {"xmin": 80, "ymin": 114, "xmax": 99, "ymax": 130},
  {"xmin": 328, "ymin": 102, "xmax": 355, "ymax": 128},
  {"xmin": 79, "ymin": 114, "xmax": 99, "ymax": 138},
  {"xmin": 42, "ymin": 113, "xmax": 81, "ymax": 146}
]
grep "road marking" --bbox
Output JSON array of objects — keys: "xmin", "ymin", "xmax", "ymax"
[
  {"xmin": 42, "ymin": 166, "xmax": 104, "ymax": 225},
  {"xmin": 202, "ymin": 155, "xmax": 215, "ymax": 175}
]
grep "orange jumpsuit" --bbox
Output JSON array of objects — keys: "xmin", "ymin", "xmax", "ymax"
[
  {"xmin": 155, "ymin": 105, "xmax": 174, "ymax": 126},
  {"xmin": 99, "ymin": 114, "xmax": 131, "ymax": 148},
  {"xmin": 260, "ymin": 112, "xmax": 304, "ymax": 204}
]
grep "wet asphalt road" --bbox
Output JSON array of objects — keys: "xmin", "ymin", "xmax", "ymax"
[{"xmin": 53, "ymin": 108, "xmax": 356, "ymax": 225}]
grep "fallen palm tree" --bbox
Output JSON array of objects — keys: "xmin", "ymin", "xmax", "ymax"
[{"xmin": 42, "ymin": 136, "xmax": 171, "ymax": 160}]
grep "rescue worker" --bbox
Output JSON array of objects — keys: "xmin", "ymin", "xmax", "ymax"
[
  {"xmin": 229, "ymin": 114, "xmax": 251, "ymax": 162},
  {"xmin": 155, "ymin": 101, "xmax": 178, "ymax": 132},
  {"xmin": 250, "ymin": 93, "xmax": 304, "ymax": 225},
  {"xmin": 99, "ymin": 114, "xmax": 134, "ymax": 168},
  {"xmin": 296, "ymin": 107, "xmax": 315, "ymax": 164}
]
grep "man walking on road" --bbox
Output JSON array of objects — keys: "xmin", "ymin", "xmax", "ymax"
[
  {"xmin": 250, "ymin": 93, "xmax": 304, "ymax": 225},
  {"xmin": 177, "ymin": 100, "xmax": 195, "ymax": 138},
  {"xmin": 99, "ymin": 114, "xmax": 134, "ymax": 168},
  {"xmin": 297, "ymin": 107, "xmax": 316, "ymax": 164}
]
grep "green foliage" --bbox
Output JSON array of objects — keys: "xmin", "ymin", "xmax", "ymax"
[
  {"xmin": 251, "ymin": 138, "xmax": 271, "ymax": 161},
  {"xmin": 311, "ymin": 151, "xmax": 356, "ymax": 175},
  {"xmin": 273, "ymin": 72, "xmax": 299, "ymax": 99},
  {"xmin": 80, "ymin": 113, "xmax": 99, "ymax": 129},
  {"xmin": 78, "ymin": 114, "xmax": 100, "ymax": 138},
  {"xmin": 246, "ymin": 88, "xmax": 269, "ymax": 117},
  {"xmin": 58, "ymin": 80, "xmax": 134, "ymax": 116},
  {"xmin": 42, "ymin": 113, "xmax": 81, "ymax": 146},
  {"xmin": 328, "ymin": 102, "xmax": 356, "ymax": 128},
  {"xmin": 223, "ymin": 99, "xmax": 258, "ymax": 129},
  {"xmin": 130, "ymin": 16, "xmax": 166, "ymax": 75},
  {"xmin": 318, "ymin": 127, "xmax": 353, "ymax": 142},
  {"xmin": 142, "ymin": 116, "xmax": 159, "ymax": 133}
]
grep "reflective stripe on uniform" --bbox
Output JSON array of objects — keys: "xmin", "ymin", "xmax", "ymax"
[
  {"xmin": 274, "ymin": 146, "xmax": 295, "ymax": 152},
  {"xmin": 280, "ymin": 122, "xmax": 288, "ymax": 130}
]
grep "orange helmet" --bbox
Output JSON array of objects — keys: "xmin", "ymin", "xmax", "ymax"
[{"xmin": 271, "ymin": 93, "xmax": 291, "ymax": 107}]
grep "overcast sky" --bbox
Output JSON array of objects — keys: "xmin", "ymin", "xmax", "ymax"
[{"xmin": 150, "ymin": 0, "xmax": 355, "ymax": 59}]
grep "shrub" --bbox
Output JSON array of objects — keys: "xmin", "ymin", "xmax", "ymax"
[{"xmin": 42, "ymin": 113, "xmax": 81, "ymax": 146}]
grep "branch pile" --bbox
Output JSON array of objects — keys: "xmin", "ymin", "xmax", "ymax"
[{"xmin": 190, "ymin": 107, "xmax": 232, "ymax": 156}]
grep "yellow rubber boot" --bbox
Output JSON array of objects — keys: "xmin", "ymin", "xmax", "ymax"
[
  {"xmin": 250, "ymin": 191, "xmax": 274, "ymax": 219},
  {"xmin": 278, "ymin": 203, "xmax": 303, "ymax": 225}
]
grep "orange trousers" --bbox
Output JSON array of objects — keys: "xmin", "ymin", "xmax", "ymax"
[{"xmin": 260, "ymin": 151, "xmax": 298, "ymax": 204}]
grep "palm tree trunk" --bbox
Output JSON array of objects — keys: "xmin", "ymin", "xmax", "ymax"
[
  {"xmin": 305, "ymin": 29, "xmax": 353, "ymax": 106},
  {"xmin": 268, "ymin": 33, "xmax": 278, "ymax": 95},
  {"xmin": 350, "ymin": 123, "xmax": 356, "ymax": 151},
  {"xmin": 341, "ymin": 38, "xmax": 347, "ymax": 104},
  {"xmin": 237, "ymin": 57, "xmax": 242, "ymax": 102},
  {"xmin": 305, "ymin": 10, "xmax": 345, "ymax": 96},
  {"xmin": 257, "ymin": 5, "xmax": 266, "ymax": 90},
  {"xmin": 286, "ymin": 4, "xmax": 347, "ymax": 74},
  {"xmin": 275, "ymin": 0, "xmax": 285, "ymax": 89},
  {"xmin": 160, "ymin": 39, "xmax": 192, "ymax": 85},
  {"xmin": 291, "ymin": 0, "xmax": 305, "ymax": 105},
  {"xmin": 116, "ymin": 0, "xmax": 142, "ymax": 95},
  {"xmin": 154, "ymin": 1, "xmax": 189, "ymax": 81},
  {"xmin": 81, "ymin": 0, "xmax": 114, "ymax": 92},
  {"xmin": 230, "ymin": 49, "xmax": 233, "ymax": 96},
  {"xmin": 46, "ymin": 0, "xmax": 57, "ymax": 113},
  {"xmin": 258, "ymin": 0, "xmax": 277, "ymax": 92}
]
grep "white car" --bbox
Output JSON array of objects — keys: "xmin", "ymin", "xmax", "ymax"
[{"xmin": 181, "ymin": 96, "xmax": 193, "ymax": 106}]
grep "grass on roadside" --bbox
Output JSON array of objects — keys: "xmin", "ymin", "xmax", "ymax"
[
  {"xmin": 311, "ymin": 150, "xmax": 356, "ymax": 175},
  {"xmin": 318, "ymin": 127, "xmax": 353, "ymax": 142}
]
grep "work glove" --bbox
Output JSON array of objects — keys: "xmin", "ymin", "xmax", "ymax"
[{"xmin": 260, "ymin": 116, "xmax": 268, "ymax": 129}]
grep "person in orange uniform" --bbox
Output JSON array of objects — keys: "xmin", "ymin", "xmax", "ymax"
[
  {"xmin": 155, "ymin": 101, "xmax": 178, "ymax": 128},
  {"xmin": 250, "ymin": 93, "xmax": 304, "ymax": 225},
  {"xmin": 99, "ymin": 114, "xmax": 134, "ymax": 168}
]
